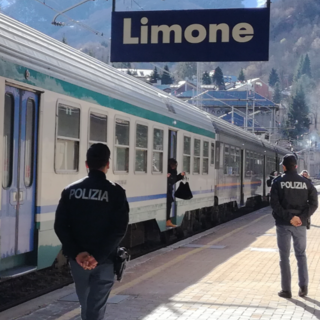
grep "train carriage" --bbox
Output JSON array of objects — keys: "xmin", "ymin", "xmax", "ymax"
[{"xmin": 0, "ymin": 13, "xmax": 288, "ymax": 277}]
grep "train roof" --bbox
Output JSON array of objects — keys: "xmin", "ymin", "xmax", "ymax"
[{"xmin": 0, "ymin": 13, "xmax": 289, "ymax": 155}]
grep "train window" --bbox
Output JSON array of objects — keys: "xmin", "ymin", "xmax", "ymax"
[
  {"xmin": 245, "ymin": 150, "xmax": 250, "ymax": 176},
  {"xmin": 224, "ymin": 144, "xmax": 230, "ymax": 174},
  {"xmin": 193, "ymin": 138, "xmax": 201, "ymax": 174},
  {"xmin": 153, "ymin": 128, "xmax": 163, "ymax": 173},
  {"xmin": 115, "ymin": 119, "xmax": 130, "ymax": 172},
  {"xmin": 89, "ymin": 112, "xmax": 107, "ymax": 145},
  {"xmin": 202, "ymin": 141, "xmax": 209, "ymax": 174},
  {"xmin": 25, "ymin": 99, "xmax": 35, "ymax": 187},
  {"xmin": 211, "ymin": 143, "xmax": 215, "ymax": 165},
  {"xmin": 183, "ymin": 136, "xmax": 191, "ymax": 173},
  {"xmin": 135, "ymin": 124, "xmax": 148, "ymax": 173},
  {"xmin": 2, "ymin": 94, "xmax": 14, "ymax": 188},
  {"xmin": 215, "ymin": 141, "xmax": 220, "ymax": 169},
  {"xmin": 55, "ymin": 104, "xmax": 80, "ymax": 172}
]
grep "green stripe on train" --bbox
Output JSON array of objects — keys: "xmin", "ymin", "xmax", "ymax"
[{"xmin": 0, "ymin": 59, "xmax": 215, "ymax": 139}]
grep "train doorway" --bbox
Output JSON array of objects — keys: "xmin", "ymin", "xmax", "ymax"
[
  {"xmin": 167, "ymin": 130, "xmax": 178, "ymax": 225},
  {"xmin": 240, "ymin": 149, "xmax": 244, "ymax": 206},
  {"xmin": 1, "ymin": 86, "xmax": 39, "ymax": 272}
]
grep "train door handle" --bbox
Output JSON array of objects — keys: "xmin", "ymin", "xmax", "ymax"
[
  {"xmin": 11, "ymin": 192, "xmax": 18, "ymax": 202},
  {"xmin": 19, "ymin": 191, "xmax": 24, "ymax": 202}
]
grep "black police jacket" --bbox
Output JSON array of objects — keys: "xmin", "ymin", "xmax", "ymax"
[
  {"xmin": 54, "ymin": 170, "xmax": 129, "ymax": 264},
  {"xmin": 270, "ymin": 170, "xmax": 318, "ymax": 226}
]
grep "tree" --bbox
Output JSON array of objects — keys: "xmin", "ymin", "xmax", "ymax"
[
  {"xmin": 238, "ymin": 69, "xmax": 245, "ymax": 81},
  {"xmin": 161, "ymin": 65, "xmax": 173, "ymax": 85},
  {"xmin": 294, "ymin": 56, "xmax": 304, "ymax": 82},
  {"xmin": 273, "ymin": 82, "xmax": 281, "ymax": 104},
  {"xmin": 301, "ymin": 54, "xmax": 312, "ymax": 78},
  {"xmin": 150, "ymin": 67, "xmax": 161, "ymax": 83},
  {"xmin": 285, "ymin": 86, "xmax": 310, "ymax": 140},
  {"xmin": 268, "ymin": 68, "xmax": 280, "ymax": 87},
  {"xmin": 202, "ymin": 71, "xmax": 211, "ymax": 85},
  {"xmin": 62, "ymin": 35, "xmax": 68, "ymax": 44},
  {"xmin": 212, "ymin": 67, "xmax": 225, "ymax": 90},
  {"xmin": 127, "ymin": 69, "xmax": 132, "ymax": 75}
]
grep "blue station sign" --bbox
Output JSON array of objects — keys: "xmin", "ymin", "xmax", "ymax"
[{"xmin": 111, "ymin": 8, "xmax": 270, "ymax": 62}]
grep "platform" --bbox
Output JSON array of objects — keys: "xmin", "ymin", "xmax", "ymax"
[{"xmin": 3, "ymin": 204, "xmax": 320, "ymax": 320}]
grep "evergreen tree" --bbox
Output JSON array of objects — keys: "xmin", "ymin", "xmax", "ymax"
[
  {"xmin": 202, "ymin": 71, "xmax": 211, "ymax": 85},
  {"xmin": 212, "ymin": 67, "xmax": 225, "ymax": 90},
  {"xmin": 62, "ymin": 34, "xmax": 68, "ymax": 44},
  {"xmin": 286, "ymin": 86, "xmax": 310, "ymax": 140},
  {"xmin": 294, "ymin": 56, "xmax": 304, "ymax": 82},
  {"xmin": 273, "ymin": 82, "xmax": 281, "ymax": 104},
  {"xmin": 301, "ymin": 54, "xmax": 312, "ymax": 78},
  {"xmin": 150, "ymin": 67, "xmax": 161, "ymax": 83},
  {"xmin": 238, "ymin": 69, "xmax": 245, "ymax": 81},
  {"xmin": 127, "ymin": 69, "xmax": 132, "ymax": 75},
  {"xmin": 268, "ymin": 68, "xmax": 279, "ymax": 87},
  {"xmin": 161, "ymin": 65, "xmax": 173, "ymax": 85}
]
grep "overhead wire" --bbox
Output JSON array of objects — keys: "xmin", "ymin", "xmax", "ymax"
[{"xmin": 33, "ymin": 0, "xmax": 106, "ymax": 37}]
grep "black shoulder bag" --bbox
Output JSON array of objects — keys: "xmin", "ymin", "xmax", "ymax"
[{"xmin": 174, "ymin": 175, "xmax": 193, "ymax": 200}]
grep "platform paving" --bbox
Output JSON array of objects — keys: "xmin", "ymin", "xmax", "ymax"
[{"xmin": 5, "ymin": 204, "xmax": 320, "ymax": 320}]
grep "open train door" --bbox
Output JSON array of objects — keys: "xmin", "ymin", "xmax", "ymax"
[
  {"xmin": 240, "ymin": 149, "xmax": 244, "ymax": 206},
  {"xmin": 167, "ymin": 130, "xmax": 177, "ymax": 225}
]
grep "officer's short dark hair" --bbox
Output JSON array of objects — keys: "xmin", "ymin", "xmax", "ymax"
[
  {"xmin": 86, "ymin": 143, "xmax": 110, "ymax": 170},
  {"xmin": 280, "ymin": 154, "xmax": 297, "ymax": 171}
]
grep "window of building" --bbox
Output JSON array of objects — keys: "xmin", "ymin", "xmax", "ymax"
[
  {"xmin": 153, "ymin": 128, "xmax": 164, "ymax": 173},
  {"xmin": 2, "ymin": 94, "xmax": 14, "ymax": 188},
  {"xmin": 25, "ymin": 99, "xmax": 35, "ymax": 187},
  {"xmin": 115, "ymin": 118, "xmax": 130, "ymax": 172},
  {"xmin": 135, "ymin": 124, "xmax": 148, "ymax": 173},
  {"xmin": 55, "ymin": 104, "xmax": 80, "ymax": 172},
  {"xmin": 193, "ymin": 138, "xmax": 201, "ymax": 174},
  {"xmin": 183, "ymin": 136, "xmax": 191, "ymax": 173},
  {"xmin": 203, "ymin": 141, "xmax": 209, "ymax": 174},
  {"xmin": 89, "ymin": 112, "xmax": 107, "ymax": 146}
]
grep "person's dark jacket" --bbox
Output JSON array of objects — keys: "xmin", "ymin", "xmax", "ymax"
[
  {"xmin": 266, "ymin": 175, "xmax": 274, "ymax": 187},
  {"xmin": 167, "ymin": 167, "xmax": 183, "ymax": 203},
  {"xmin": 54, "ymin": 170, "xmax": 129, "ymax": 264},
  {"xmin": 270, "ymin": 170, "xmax": 318, "ymax": 226}
]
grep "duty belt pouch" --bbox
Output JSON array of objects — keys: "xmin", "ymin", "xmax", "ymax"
[{"xmin": 114, "ymin": 247, "xmax": 130, "ymax": 282}]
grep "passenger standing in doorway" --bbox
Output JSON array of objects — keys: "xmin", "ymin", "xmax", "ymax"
[
  {"xmin": 271, "ymin": 154, "xmax": 318, "ymax": 299},
  {"xmin": 167, "ymin": 158, "xmax": 185, "ymax": 228},
  {"xmin": 54, "ymin": 144, "xmax": 129, "ymax": 320}
]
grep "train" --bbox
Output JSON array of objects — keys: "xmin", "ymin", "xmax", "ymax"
[{"xmin": 0, "ymin": 13, "xmax": 289, "ymax": 278}]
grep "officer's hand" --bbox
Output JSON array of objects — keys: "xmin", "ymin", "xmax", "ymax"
[
  {"xmin": 181, "ymin": 172, "xmax": 185, "ymax": 176},
  {"xmin": 290, "ymin": 216, "xmax": 302, "ymax": 227},
  {"xmin": 76, "ymin": 252, "xmax": 91, "ymax": 268},
  {"xmin": 83, "ymin": 256, "xmax": 98, "ymax": 270},
  {"xmin": 167, "ymin": 173, "xmax": 171, "ymax": 178}
]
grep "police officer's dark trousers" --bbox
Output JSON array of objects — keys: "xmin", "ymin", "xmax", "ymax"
[
  {"xmin": 70, "ymin": 259, "xmax": 114, "ymax": 320},
  {"xmin": 276, "ymin": 225, "xmax": 308, "ymax": 292}
]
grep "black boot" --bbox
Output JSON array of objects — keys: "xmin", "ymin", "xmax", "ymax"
[
  {"xmin": 278, "ymin": 290, "xmax": 292, "ymax": 298},
  {"xmin": 299, "ymin": 286, "xmax": 308, "ymax": 297}
]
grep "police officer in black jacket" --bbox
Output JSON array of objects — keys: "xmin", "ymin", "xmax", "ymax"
[
  {"xmin": 271, "ymin": 154, "xmax": 318, "ymax": 299},
  {"xmin": 54, "ymin": 143, "xmax": 129, "ymax": 320}
]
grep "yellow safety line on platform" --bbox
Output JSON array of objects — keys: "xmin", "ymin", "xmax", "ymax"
[{"xmin": 54, "ymin": 213, "xmax": 268, "ymax": 320}]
